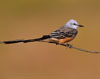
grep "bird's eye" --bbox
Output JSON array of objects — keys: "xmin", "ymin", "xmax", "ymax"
[{"xmin": 73, "ymin": 23, "xmax": 76, "ymax": 25}]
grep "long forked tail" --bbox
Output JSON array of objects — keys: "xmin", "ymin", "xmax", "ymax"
[{"xmin": 0, "ymin": 35, "xmax": 50, "ymax": 44}]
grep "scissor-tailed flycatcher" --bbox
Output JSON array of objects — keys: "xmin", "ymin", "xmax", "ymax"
[{"xmin": 0, "ymin": 19, "xmax": 84, "ymax": 44}]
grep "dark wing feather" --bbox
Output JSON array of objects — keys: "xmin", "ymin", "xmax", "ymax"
[{"xmin": 50, "ymin": 29, "xmax": 78, "ymax": 39}]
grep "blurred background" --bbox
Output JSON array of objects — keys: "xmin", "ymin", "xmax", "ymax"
[{"xmin": 0, "ymin": 0, "xmax": 100, "ymax": 79}]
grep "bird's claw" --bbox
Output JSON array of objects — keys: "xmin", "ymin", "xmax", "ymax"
[
  {"xmin": 66, "ymin": 44, "xmax": 72, "ymax": 48},
  {"xmin": 55, "ymin": 42, "xmax": 59, "ymax": 45}
]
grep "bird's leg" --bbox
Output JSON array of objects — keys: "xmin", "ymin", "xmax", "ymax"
[
  {"xmin": 55, "ymin": 42, "xmax": 59, "ymax": 45},
  {"xmin": 65, "ymin": 43, "xmax": 72, "ymax": 48}
]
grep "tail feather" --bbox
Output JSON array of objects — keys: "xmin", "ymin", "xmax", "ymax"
[
  {"xmin": 23, "ymin": 35, "xmax": 50, "ymax": 43},
  {"xmin": 1, "ymin": 40, "xmax": 24, "ymax": 44},
  {"xmin": 0, "ymin": 35, "xmax": 51, "ymax": 44}
]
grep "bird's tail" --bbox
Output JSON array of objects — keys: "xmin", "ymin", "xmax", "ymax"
[{"xmin": 0, "ymin": 35, "xmax": 50, "ymax": 44}]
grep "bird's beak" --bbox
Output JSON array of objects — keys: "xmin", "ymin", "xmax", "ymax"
[{"xmin": 77, "ymin": 24, "xmax": 84, "ymax": 27}]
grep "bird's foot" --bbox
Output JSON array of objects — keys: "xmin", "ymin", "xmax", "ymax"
[
  {"xmin": 65, "ymin": 43, "xmax": 72, "ymax": 48},
  {"xmin": 55, "ymin": 42, "xmax": 59, "ymax": 45}
]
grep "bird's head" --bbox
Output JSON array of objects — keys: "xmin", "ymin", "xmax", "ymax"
[{"xmin": 65, "ymin": 19, "xmax": 84, "ymax": 29}]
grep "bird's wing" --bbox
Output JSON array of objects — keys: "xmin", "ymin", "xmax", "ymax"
[{"xmin": 50, "ymin": 27, "xmax": 78, "ymax": 39}]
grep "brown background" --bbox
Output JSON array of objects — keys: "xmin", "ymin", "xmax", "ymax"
[{"xmin": 0, "ymin": 0, "xmax": 100, "ymax": 79}]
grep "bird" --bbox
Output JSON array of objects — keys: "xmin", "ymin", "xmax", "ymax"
[{"xmin": 0, "ymin": 19, "xmax": 84, "ymax": 45}]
